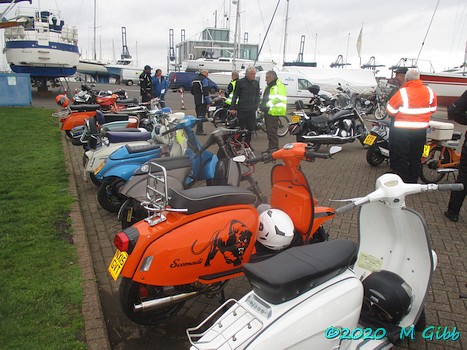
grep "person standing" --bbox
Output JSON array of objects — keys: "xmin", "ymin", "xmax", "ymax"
[
  {"xmin": 387, "ymin": 67, "xmax": 408, "ymax": 170},
  {"xmin": 259, "ymin": 70, "xmax": 287, "ymax": 153},
  {"xmin": 152, "ymin": 68, "xmax": 169, "ymax": 108},
  {"xmin": 229, "ymin": 67, "xmax": 260, "ymax": 147},
  {"xmin": 224, "ymin": 71, "xmax": 239, "ymax": 107},
  {"xmin": 386, "ymin": 68, "xmax": 437, "ymax": 183},
  {"xmin": 191, "ymin": 69, "xmax": 210, "ymax": 135},
  {"xmin": 444, "ymin": 89, "xmax": 467, "ymax": 222},
  {"xmin": 139, "ymin": 65, "xmax": 153, "ymax": 103}
]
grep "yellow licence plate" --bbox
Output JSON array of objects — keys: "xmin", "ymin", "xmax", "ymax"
[
  {"xmin": 93, "ymin": 160, "xmax": 105, "ymax": 175},
  {"xmin": 363, "ymin": 134, "xmax": 377, "ymax": 146},
  {"xmin": 108, "ymin": 249, "xmax": 128, "ymax": 281},
  {"xmin": 422, "ymin": 144, "xmax": 431, "ymax": 158},
  {"xmin": 291, "ymin": 115, "xmax": 301, "ymax": 123}
]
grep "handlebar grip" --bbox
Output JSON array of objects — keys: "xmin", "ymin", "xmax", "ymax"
[
  {"xmin": 437, "ymin": 183, "xmax": 464, "ymax": 192},
  {"xmin": 335, "ymin": 202, "xmax": 357, "ymax": 215}
]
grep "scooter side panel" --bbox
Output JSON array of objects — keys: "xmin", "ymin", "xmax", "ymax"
[
  {"xmin": 128, "ymin": 206, "xmax": 259, "ymax": 286},
  {"xmin": 60, "ymin": 111, "xmax": 96, "ymax": 131}
]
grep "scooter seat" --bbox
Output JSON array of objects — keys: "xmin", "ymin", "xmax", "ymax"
[
  {"xmin": 106, "ymin": 131, "xmax": 152, "ymax": 143},
  {"xmin": 168, "ymin": 186, "xmax": 257, "ymax": 214},
  {"xmin": 125, "ymin": 143, "xmax": 160, "ymax": 154},
  {"xmin": 117, "ymin": 98, "xmax": 139, "ymax": 105},
  {"xmin": 69, "ymin": 104, "xmax": 101, "ymax": 112},
  {"xmin": 243, "ymin": 239, "xmax": 357, "ymax": 305},
  {"xmin": 101, "ymin": 113, "xmax": 131, "ymax": 123}
]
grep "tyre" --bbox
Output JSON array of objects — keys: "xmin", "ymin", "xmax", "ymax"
[
  {"xmin": 209, "ymin": 86, "xmax": 217, "ymax": 94},
  {"xmin": 119, "ymin": 277, "xmax": 185, "ymax": 325},
  {"xmin": 212, "ymin": 107, "xmax": 228, "ymax": 127},
  {"xmin": 277, "ymin": 115, "xmax": 290, "ymax": 137},
  {"xmin": 97, "ymin": 178, "xmax": 127, "ymax": 212},
  {"xmin": 420, "ymin": 146, "xmax": 450, "ymax": 184},
  {"xmin": 366, "ymin": 145, "xmax": 386, "ymax": 166},
  {"xmin": 374, "ymin": 105, "xmax": 387, "ymax": 120},
  {"xmin": 126, "ymin": 80, "xmax": 134, "ymax": 86},
  {"xmin": 119, "ymin": 199, "xmax": 145, "ymax": 229}
]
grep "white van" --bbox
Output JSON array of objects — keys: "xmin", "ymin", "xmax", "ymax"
[{"xmin": 256, "ymin": 71, "xmax": 331, "ymax": 106}]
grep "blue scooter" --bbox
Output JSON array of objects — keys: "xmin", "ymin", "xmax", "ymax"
[{"xmin": 95, "ymin": 115, "xmax": 217, "ymax": 213}]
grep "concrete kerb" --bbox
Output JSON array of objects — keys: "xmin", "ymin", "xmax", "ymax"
[{"xmin": 62, "ymin": 133, "xmax": 111, "ymax": 350}]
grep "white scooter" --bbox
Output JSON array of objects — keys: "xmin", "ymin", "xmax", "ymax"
[
  {"xmin": 83, "ymin": 109, "xmax": 187, "ymax": 185},
  {"xmin": 187, "ymin": 173, "xmax": 463, "ymax": 350}
]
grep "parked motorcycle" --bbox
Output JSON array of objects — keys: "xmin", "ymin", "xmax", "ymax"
[
  {"xmin": 363, "ymin": 119, "xmax": 390, "ymax": 166},
  {"xmin": 187, "ymin": 174, "xmax": 463, "ymax": 350},
  {"xmin": 73, "ymin": 83, "xmax": 129, "ymax": 105},
  {"xmin": 117, "ymin": 127, "xmax": 265, "ymax": 229},
  {"xmin": 289, "ymin": 101, "xmax": 369, "ymax": 151},
  {"xmin": 107, "ymin": 142, "xmax": 340, "ymax": 325}
]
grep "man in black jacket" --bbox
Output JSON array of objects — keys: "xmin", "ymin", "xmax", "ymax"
[
  {"xmin": 445, "ymin": 89, "xmax": 467, "ymax": 222},
  {"xmin": 191, "ymin": 70, "xmax": 210, "ymax": 135},
  {"xmin": 229, "ymin": 67, "xmax": 260, "ymax": 147},
  {"xmin": 139, "ymin": 65, "xmax": 153, "ymax": 103}
]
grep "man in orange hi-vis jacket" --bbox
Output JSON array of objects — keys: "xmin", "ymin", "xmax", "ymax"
[{"xmin": 386, "ymin": 68, "xmax": 437, "ymax": 183}]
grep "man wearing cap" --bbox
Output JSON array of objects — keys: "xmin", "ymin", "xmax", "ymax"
[
  {"xmin": 139, "ymin": 65, "xmax": 153, "ymax": 103},
  {"xmin": 386, "ymin": 68, "xmax": 437, "ymax": 183},
  {"xmin": 387, "ymin": 67, "xmax": 408, "ymax": 171}
]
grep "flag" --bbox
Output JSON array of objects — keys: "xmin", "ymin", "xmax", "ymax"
[{"xmin": 356, "ymin": 26, "xmax": 363, "ymax": 58}]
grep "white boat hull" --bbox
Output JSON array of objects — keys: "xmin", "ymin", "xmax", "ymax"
[
  {"xmin": 420, "ymin": 71, "xmax": 467, "ymax": 107},
  {"xmin": 183, "ymin": 58, "xmax": 276, "ymax": 73},
  {"xmin": 77, "ymin": 60, "xmax": 109, "ymax": 76}
]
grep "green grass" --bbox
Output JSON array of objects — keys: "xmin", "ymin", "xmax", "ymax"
[{"xmin": 0, "ymin": 108, "xmax": 86, "ymax": 350}]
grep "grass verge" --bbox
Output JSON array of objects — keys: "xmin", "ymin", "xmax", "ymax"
[{"xmin": 0, "ymin": 108, "xmax": 86, "ymax": 349}]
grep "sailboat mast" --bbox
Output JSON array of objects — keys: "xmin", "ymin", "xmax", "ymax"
[
  {"xmin": 93, "ymin": 0, "xmax": 97, "ymax": 61},
  {"xmin": 232, "ymin": 0, "xmax": 240, "ymax": 69},
  {"xmin": 282, "ymin": 0, "xmax": 289, "ymax": 65}
]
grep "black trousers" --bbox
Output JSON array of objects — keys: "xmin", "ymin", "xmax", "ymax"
[
  {"xmin": 237, "ymin": 109, "xmax": 256, "ymax": 146},
  {"xmin": 195, "ymin": 103, "xmax": 207, "ymax": 131},
  {"xmin": 447, "ymin": 136, "xmax": 467, "ymax": 214},
  {"xmin": 391, "ymin": 127, "xmax": 427, "ymax": 183}
]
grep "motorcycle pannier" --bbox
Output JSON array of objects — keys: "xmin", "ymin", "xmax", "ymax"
[{"xmin": 310, "ymin": 115, "xmax": 329, "ymax": 129}]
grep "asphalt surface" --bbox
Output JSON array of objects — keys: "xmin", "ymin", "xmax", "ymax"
[{"xmin": 36, "ymin": 82, "xmax": 466, "ymax": 350}]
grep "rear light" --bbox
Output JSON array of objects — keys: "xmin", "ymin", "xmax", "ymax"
[{"xmin": 114, "ymin": 232, "xmax": 129, "ymax": 252}]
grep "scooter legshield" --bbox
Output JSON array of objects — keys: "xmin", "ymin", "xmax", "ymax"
[{"xmin": 122, "ymin": 205, "xmax": 259, "ymax": 286}]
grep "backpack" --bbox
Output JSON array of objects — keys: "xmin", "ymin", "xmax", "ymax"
[{"xmin": 190, "ymin": 79, "xmax": 202, "ymax": 95}]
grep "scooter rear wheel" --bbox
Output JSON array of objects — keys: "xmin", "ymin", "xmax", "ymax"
[
  {"xmin": 119, "ymin": 278, "xmax": 185, "ymax": 325},
  {"xmin": 97, "ymin": 179, "xmax": 126, "ymax": 213}
]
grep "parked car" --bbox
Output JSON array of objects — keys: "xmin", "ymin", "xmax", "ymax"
[{"xmin": 168, "ymin": 72, "xmax": 219, "ymax": 94}]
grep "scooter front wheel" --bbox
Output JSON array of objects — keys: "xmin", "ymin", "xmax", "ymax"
[
  {"xmin": 119, "ymin": 278, "xmax": 185, "ymax": 325},
  {"xmin": 366, "ymin": 145, "xmax": 386, "ymax": 167}
]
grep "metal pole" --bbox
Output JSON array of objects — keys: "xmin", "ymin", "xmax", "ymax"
[{"xmin": 282, "ymin": 0, "xmax": 289, "ymax": 65}]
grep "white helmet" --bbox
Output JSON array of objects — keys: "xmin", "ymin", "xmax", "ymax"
[{"xmin": 257, "ymin": 209, "xmax": 294, "ymax": 250}]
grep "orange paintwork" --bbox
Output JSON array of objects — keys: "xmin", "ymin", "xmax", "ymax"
[
  {"xmin": 60, "ymin": 110, "xmax": 97, "ymax": 131},
  {"xmin": 422, "ymin": 142, "xmax": 461, "ymax": 170},
  {"xmin": 121, "ymin": 205, "xmax": 259, "ymax": 286}
]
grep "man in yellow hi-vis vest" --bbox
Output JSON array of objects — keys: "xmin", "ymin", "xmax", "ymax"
[
  {"xmin": 259, "ymin": 70, "xmax": 287, "ymax": 152},
  {"xmin": 224, "ymin": 71, "xmax": 239, "ymax": 106}
]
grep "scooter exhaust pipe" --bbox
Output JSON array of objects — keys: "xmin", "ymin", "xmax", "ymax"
[{"xmin": 133, "ymin": 290, "xmax": 200, "ymax": 313}]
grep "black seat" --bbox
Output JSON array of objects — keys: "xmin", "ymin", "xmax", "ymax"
[
  {"xmin": 117, "ymin": 98, "xmax": 139, "ymax": 105},
  {"xmin": 106, "ymin": 131, "xmax": 151, "ymax": 143},
  {"xmin": 69, "ymin": 104, "xmax": 100, "ymax": 112},
  {"xmin": 168, "ymin": 186, "xmax": 257, "ymax": 214},
  {"xmin": 243, "ymin": 239, "xmax": 357, "ymax": 305},
  {"xmin": 133, "ymin": 156, "xmax": 192, "ymax": 176},
  {"xmin": 125, "ymin": 143, "xmax": 160, "ymax": 154}
]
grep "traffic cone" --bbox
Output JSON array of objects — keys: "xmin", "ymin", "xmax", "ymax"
[{"xmin": 179, "ymin": 88, "xmax": 186, "ymax": 110}]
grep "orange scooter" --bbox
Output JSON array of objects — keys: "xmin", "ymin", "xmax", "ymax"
[
  {"xmin": 53, "ymin": 94, "xmax": 139, "ymax": 138},
  {"xmin": 108, "ymin": 142, "xmax": 340, "ymax": 325}
]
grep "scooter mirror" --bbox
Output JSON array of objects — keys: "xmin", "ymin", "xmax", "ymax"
[
  {"xmin": 329, "ymin": 146, "xmax": 342, "ymax": 155},
  {"xmin": 320, "ymin": 107, "xmax": 328, "ymax": 113},
  {"xmin": 233, "ymin": 155, "xmax": 246, "ymax": 163}
]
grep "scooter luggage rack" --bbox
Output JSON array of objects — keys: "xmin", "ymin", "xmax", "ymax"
[
  {"xmin": 143, "ymin": 161, "xmax": 187, "ymax": 226},
  {"xmin": 187, "ymin": 299, "xmax": 264, "ymax": 350},
  {"xmin": 52, "ymin": 107, "xmax": 71, "ymax": 118}
]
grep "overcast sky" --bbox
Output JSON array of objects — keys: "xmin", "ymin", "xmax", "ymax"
[{"xmin": 1, "ymin": 0, "xmax": 466, "ymax": 77}]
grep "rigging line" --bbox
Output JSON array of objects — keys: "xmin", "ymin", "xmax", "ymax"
[
  {"xmin": 254, "ymin": 0, "xmax": 281, "ymax": 65},
  {"xmin": 416, "ymin": 0, "xmax": 440, "ymax": 64},
  {"xmin": 256, "ymin": 0, "xmax": 273, "ymax": 57}
]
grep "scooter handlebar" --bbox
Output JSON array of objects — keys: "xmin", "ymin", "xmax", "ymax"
[
  {"xmin": 335, "ymin": 202, "xmax": 357, "ymax": 215},
  {"xmin": 437, "ymin": 183, "xmax": 464, "ymax": 192}
]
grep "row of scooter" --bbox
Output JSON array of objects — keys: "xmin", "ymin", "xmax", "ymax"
[{"xmin": 57, "ymin": 96, "xmax": 464, "ymax": 349}]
